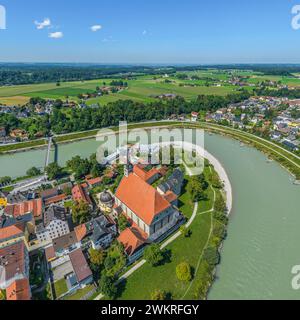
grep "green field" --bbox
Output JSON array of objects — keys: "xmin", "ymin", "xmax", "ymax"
[{"xmin": 0, "ymin": 72, "xmax": 243, "ymax": 106}]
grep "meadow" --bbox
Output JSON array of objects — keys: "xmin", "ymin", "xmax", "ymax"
[
  {"xmin": 1, "ymin": 69, "xmax": 300, "ymax": 106},
  {"xmin": 0, "ymin": 72, "xmax": 244, "ymax": 106}
]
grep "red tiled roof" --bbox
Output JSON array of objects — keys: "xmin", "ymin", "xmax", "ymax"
[
  {"xmin": 163, "ymin": 191, "xmax": 178, "ymax": 203},
  {"xmin": 44, "ymin": 194, "xmax": 67, "ymax": 206},
  {"xmin": 40, "ymin": 188, "xmax": 58, "ymax": 200},
  {"xmin": 87, "ymin": 177, "xmax": 102, "ymax": 186},
  {"xmin": 4, "ymin": 199, "xmax": 43, "ymax": 219},
  {"xmin": 0, "ymin": 224, "xmax": 24, "ymax": 241},
  {"xmin": 0, "ymin": 241, "xmax": 27, "ymax": 282},
  {"xmin": 6, "ymin": 279, "xmax": 31, "ymax": 300},
  {"xmin": 115, "ymin": 173, "xmax": 170, "ymax": 225},
  {"xmin": 69, "ymin": 249, "xmax": 92, "ymax": 283},
  {"xmin": 74, "ymin": 224, "xmax": 87, "ymax": 242},
  {"xmin": 133, "ymin": 165, "xmax": 159, "ymax": 182},
  {"xmin": 72, "ymin": 184, "xmax": 92, "ymax": 205},
  {"xmin": 118, "ymin": 226, "xmax": 147, "ymax": 256},
  {"xmin": 45, "ymin": 245, "xmax": 56, "ymax": 262}
]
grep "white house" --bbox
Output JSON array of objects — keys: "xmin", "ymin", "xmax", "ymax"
[{"xmin": 36, "ymin": 205, "xmax": 70, "ymax": 243}]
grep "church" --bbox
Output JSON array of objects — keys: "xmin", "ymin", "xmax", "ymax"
[{"xmin": 114, "ymin": 164, "xmax": 183, "ymax": 242}]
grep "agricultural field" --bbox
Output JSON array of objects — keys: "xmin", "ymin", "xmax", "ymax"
[
  {"xmin": 2, "ymin": 69, "xmax": 299, "ymax": 107},
  {"xmin": 0, "ymin": 72, "xmax": 245, "ymax": 106}
]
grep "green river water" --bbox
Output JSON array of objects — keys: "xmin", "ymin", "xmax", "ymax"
[{"xmin": 1, "ymin": 133, "xmax": 299, "ymax": 299}]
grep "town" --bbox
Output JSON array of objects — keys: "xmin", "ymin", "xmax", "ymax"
[{"xmin": 0, "ymin": 144, "xmax": 190, "ymax": 300}]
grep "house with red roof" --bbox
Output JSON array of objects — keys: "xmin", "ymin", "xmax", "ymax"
[
  {"xmin": 72, "ymin": 184, "xmax": 93, "ymax": 207},
  {"xmin": 191, "ymin": 111, "xmax": 199, "ymax": 122},
  {"xmin": 4, "ymin": 198, "xmax": 43, "ymax": 221},
  {"xmin": 0, "ymin": 241, "xmax": 30, "ymax": 300},
  {"xmin": 6, "ymin": 278, "xmax": 31, "ymax": 300},
  {"xmin": 115, "ymin": 171, "xmax": 183, "ymax": 242}
]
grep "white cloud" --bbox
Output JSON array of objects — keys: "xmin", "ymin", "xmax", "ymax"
[
  {"xmin": 35, "ymin": 18, "xmax": 51, "ymax": 30},
  {"xmin": 49, "ymin": 31, "xmax": 63, "ymax": 39},
  {"xmin": 91, "ymin": 25, "xmax": 102, "ymax": 32}
]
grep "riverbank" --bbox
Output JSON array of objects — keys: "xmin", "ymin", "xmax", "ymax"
[{"xmin": 1, "ymin": 120, "xmax": 299, "ymax": 182}]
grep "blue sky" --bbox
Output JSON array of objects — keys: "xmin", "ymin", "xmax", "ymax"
[{"xmin": 0, "ymin": 0, "xmax": 299, "ymax": 64}]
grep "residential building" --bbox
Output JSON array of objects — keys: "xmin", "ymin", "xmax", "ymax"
[
  {"xmin": 0, "ymin": 214, "xmax": 34, "ymax": 249},
  {"xmin": 88, "ymin": 215, "xmax": 117, "ymax": 250},
  {"xmin": 68, "ymin": 249, "xmax": 93, "ymax": 287},
  {"xmin": 40, "ymin": 188, "xmax": 59, "ymax": 201},
  {"xmin": 44, "ymin": 194, "xmax": 68, "ymax": 207},
  {"xmin": 0, "ymin": 241, "xmax": 30, "ymax": 297},
  {"xmin": 72, "ymin": 184, "xmax": 92, "ymax": 207},
  {"xmin": 191, "ymin": 111, "xmax": 199, "ymax": 122},
  {"xmin": 4, "ymin": 198, "xmax": 43, "ymax": 221},
  {"xmin": 6, "ymin": 278, "xmax": 31, "ymax": 300},
  {"xmin": 52, "ymin": 231, "xmax": 80, "ymax": 257},
  {"xmin": 36, "ymin": 205, "xmax": 70, "ymax": 243}
]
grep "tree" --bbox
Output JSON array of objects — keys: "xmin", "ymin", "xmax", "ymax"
[
  {"xmin": 118, "ymin": 214, "xmax": 130, "ymax": 232},
  {"xmin": 0, "ymin": 176, "xmax": 12, "ymax": 185},
  {"xmin": 90, "ymin": 164, "xmax": 102, "ymax": 178},
  {"xmin": 203, "ymin": 247, "xmax": 220, "ymax": 267},
  {"xmin": 89, "ymin": 248, "xmax": 105, "ymax": 267},
  {"xmin": 72, "ymin": 200, "xmax": 90, "ymax": 224},
  {"xmin": 66, "ymin": 156, "xmax": 90, "ymax": 179},
  {"xmin": 45, "ymin": 162, "xmax": 62, "ymax": 180},
  {"xmin": 176, "ymin": 262, "xmax": 192, "ymax": 282},
  {"xmin": 187, "ymin": 175, "xmax": 208, "ymax": 202},
  {"xmin": 150, "ymin": 289, "xmax": 167, "ymax": 300},
  {"xmin": 144, "ymin": 244, "xmax": 164, "ymax": 267},
  {"xmin": 26, "ymin": 167, "xmax": 41, "ymax": 177},
  {"xmin": 209, "ymin": 172, "xmax": 222, "ymax": 189},
  {"xmin": 214, "ymin": 194, "xmax": 226, "ymax": 213},
  {"xmin": 98, "ymin": 275, "xmax": 117, "ymax": 299}
]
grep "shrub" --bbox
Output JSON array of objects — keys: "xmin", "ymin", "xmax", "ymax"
[{"xmin": 176, "ymin": 262, "xmax": 192, "ymax": 282}]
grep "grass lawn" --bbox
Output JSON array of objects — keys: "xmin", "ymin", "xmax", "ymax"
[
  {"xmin": 64, "ymin": 285, "xmax": 96, "ymax": 300},
  {"xmin": 54, "ymin": 278, "xmax": 68, "ymax": 298},
  {"xmin": 0, "ymin": 138, "xmax": 47, "ymax": 154},
  {"xmin": 117, "ymin": 211, "xmax": 212, "ymax": 300}
]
